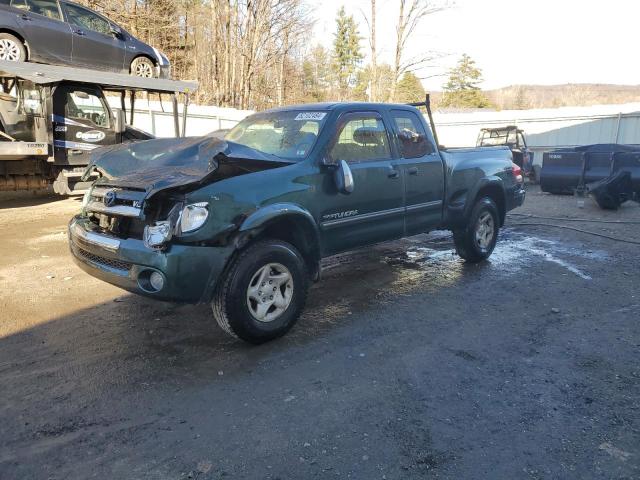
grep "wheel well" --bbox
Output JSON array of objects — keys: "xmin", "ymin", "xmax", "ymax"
[
  {"xmin": 131, "ymin": 54, "xmax": 156, "ymax": 69},
  {"xmin": 0, "ymin": 29, "xmax": 28, "ymax": 59},
  {"xmin": 476, "ymin": 184, "xmax": 506, "ymax": 226},
  {"xmin": 248, "ymin": 216, "xmax": 321, "ymax": 278}
]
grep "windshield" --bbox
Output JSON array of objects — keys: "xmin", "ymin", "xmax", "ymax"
[{"xmin": 225, "ymin": 110, "xmax": 327, "ymax": 161}]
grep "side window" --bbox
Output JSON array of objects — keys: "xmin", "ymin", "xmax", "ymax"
[
  {"xmin": 10, "ymin": 0, "xmax": 29, "ymax": 11},
  {"xmin": 24, "ymin": 0, "xmax": 62, "ymax": 20},
  {"xmin": 330, "ymin": 116, "xmax": 391, "ymax": 163},
  {"xmin": 391, "ymin": 110, "xmax": 434, "ymax": 158},
  {"xmin": 65, "ymin": 90, "xmax": 109, "ymax": 128},
  {"xmin": 64, "ymin": 3, "xmax": 111, "ymax": 35}
]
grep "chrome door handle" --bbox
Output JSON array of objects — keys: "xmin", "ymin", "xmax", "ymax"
[
  {"xmin": 20, "ymin": 14, "xmax": 32, "ymax": 21},
  {"xmin": 74, "ymin": 29, "xmax": 86, "ymax": 36}
]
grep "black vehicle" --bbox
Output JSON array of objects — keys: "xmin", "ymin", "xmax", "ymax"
[
  {"xmin": 0, "ymin": 61, "xmax": 196, "ymax": 194},
  {"xmin": 0, "ymin": 0, "xmax": 170, "ymax": 78}
]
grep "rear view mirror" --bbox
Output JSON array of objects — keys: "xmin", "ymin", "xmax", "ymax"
[
  {"xmin": 333, "ymin": 160, "xmax": 354, "ymax": 194},
  {"xmin": 114, "ymin": 108, "xmax": 126, "ymax": 134}
]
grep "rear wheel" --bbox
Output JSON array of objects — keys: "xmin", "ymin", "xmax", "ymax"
[
  {"xmin": 0, "ymin": 33, "xmax": 26, "ymax": 62},
  {"xmin": 212, "ymin": 239, "xmax": 309, "ymax": 344},
  {"xmin": 453, "ymin": 196, "xmax": 500, "ymax": 263},
  {"xmin": 130, "ymin": 56, "xmax": 156, "ymax": 78}
]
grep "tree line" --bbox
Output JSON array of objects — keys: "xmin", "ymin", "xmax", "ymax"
[
  {"xmin": 80, "ymin": 1, "xmax": 497, "ymax": 110},
  {"xmin": 76, "ymin": 1, "xmax": 443, "ymax": 108}
]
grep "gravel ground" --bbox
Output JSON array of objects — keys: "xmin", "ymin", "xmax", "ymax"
[{"xmin": 0, "ymin": 186, "xmax": 638, "ymax": 479}]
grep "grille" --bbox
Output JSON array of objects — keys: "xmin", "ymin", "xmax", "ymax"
[{"xmin": 73, "ymin": 245, "xmax": 132, "ymax": 273}]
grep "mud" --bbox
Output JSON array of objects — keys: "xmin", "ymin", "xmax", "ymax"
[{"xmin": 0, "ymin": 187, "xmax": 639, "ymax": 479}]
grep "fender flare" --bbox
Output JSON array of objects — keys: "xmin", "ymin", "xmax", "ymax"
[
  {"xmin": 239, "ymin": 202, "xmax": 318, "ymax": 234},
  {"xmin": 446, "ymin": 176, "xmax": 506, "ymax": 227}
]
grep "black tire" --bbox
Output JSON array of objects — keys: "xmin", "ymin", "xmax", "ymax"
[
  {"xmin": 453, "ymin": 196, "xmax": 500, "ymax": 263},
  {"xmin": 0, "ymin": 33, "xmax": 26, "ymax": 62},
  {"xmin": 211, "ymin": 239, "xmax": 309, "ymax": 344},
  {"xmin": 130, "ymin": 56, "xmax": 156, "ymax": 78}
]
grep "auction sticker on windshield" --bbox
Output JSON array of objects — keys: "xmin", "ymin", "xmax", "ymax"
[{"xmin": 295, "ymin": 112, "xmax": 326, "ymax": 121}]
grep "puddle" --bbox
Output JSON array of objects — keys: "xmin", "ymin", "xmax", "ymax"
[{"xmin": 300, "ymin": 229, "xmax": 610, "ymax": 331}]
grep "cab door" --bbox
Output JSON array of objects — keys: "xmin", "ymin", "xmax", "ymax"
[
  {"xmin": 319, "ymin": 111, "xmax": 405, "ymax": 254},
  {"xmin": 52, "ymin": 84, "xmax": 116, "ymax": 165},
  {"xmin": 389, "ymin": 109, "xmax": 444, "ymax": 236},
  {"xmin": 61, "ymin": 1, "xmax": 125, "ymax": 72},
  {"xmin": 13, "ymin": 0, "xmax": 73, "ymax": 64}
]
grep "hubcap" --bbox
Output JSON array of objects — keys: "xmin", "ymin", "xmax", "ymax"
[
  {"xmin": 0, "ymin": 39, "xmax": 20, "ymax": 61},
  {"xmin": 475, "ymin": 211, "xmax": 495, "ymax": 250},
  {"xmin": 134, "ymin": 61, "xmax": 153, "ymax": 78},
  {"xmin": 246, "ymin": 263, "xmax": 294, "ymax": 323}
]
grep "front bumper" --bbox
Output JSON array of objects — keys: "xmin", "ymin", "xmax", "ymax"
[
  {"xmin": 68, "ymin": 216, "xmax": 233, "ymax": 303},
  {"xmin": 158, "ymin": 64, "xmax": 171, "ymax": 79}
]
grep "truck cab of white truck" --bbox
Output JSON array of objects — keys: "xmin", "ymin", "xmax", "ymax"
[{"xmin": 0, "ymin": 61, "xmax": 196, "ymax": 194}]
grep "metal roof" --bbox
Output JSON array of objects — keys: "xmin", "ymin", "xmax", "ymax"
[{"xmin": 0, "ymin": 61, "xmax": 197, "ymax": 94}]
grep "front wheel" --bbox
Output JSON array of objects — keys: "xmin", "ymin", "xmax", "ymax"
[
  {"xmin": 212, "ymin": 239, "xmax": 309, "ymax": 344},
  {"xmin": 453, "ymin": 196, "xmax": 500, "ymax": 263},
  {"xmin": 130, "ymin": 56, "xmax": 156, "ymax": 78}
]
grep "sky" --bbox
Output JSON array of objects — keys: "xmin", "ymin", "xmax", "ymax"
[{"xmin": 312, "ymin": 0, "xmax": 640, "ymax": 91}]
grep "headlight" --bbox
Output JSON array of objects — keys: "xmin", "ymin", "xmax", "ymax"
[
  {"xmin": 144, "ymin": 221, "xmax": 172, "ymax": 249},
  {"xmin": 179, "ymin": 202, "xmax": 208, "ymax": 233}
]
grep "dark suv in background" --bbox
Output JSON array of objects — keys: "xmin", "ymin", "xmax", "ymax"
[{"xmin": 0, "ymin": 0, "xmax": 170, "ymax": 78}]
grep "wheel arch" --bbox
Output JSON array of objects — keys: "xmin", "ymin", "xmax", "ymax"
[
  {"xmin": 472, "ymin": 179, "xmax": 507, "ymax": 226},
  {"xmin": 238, "ymin": 204, "xmax": 322, "ymax": 279}
]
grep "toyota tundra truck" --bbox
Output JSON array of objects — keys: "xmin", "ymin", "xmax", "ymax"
[{"xmin": 68, "ymin": 100, "xmax": 525, "ymax": 343}]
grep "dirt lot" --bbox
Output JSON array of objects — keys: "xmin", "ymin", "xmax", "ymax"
[{"xmin": 1, "ymin": 187, "xmax": 639, "ymax": 479}]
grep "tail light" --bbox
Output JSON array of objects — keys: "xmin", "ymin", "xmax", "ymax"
[{"xmin": 511, "ymin": 162, "xmax": 523, "ymax": 183}]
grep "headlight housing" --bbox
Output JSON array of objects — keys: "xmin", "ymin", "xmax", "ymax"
[{"xmin": 179, "ymin": 202, "xmax": 209, "ymax": 233}]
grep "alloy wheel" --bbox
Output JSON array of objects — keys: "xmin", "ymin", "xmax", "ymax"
[
  {"xmin": 474, "ymin": 211, "xmax": 495, "ymax": 250},
  {"xmin": 246, "ymin": 263, "xmax": 294, "ymax": 323},
  {"xmin": 0, "ymin": 39, "xmax": 20, "ymax": 61}
]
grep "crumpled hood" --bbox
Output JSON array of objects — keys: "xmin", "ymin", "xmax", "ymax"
[{"xmin": 86, "ymin": 135, "xmax": 292, "ymax": 197}]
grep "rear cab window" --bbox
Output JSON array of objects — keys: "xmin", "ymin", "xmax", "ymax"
[{"xmin": 390, "ymin": 109, "xmax": 434, "ymax": 158}]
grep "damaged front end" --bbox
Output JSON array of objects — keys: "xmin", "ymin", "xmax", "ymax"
[
  {"xmin": 79, "ymin": 135, "xmax": 290, "ymax": 248},
  {"xmin": 69, "ymin": 134, "xmax": 291, "ymax": 302}
]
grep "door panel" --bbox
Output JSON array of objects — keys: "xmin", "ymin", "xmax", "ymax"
[
  {"xmin": 62, "ymin": 2, "xmax": 125, "ymax": 71},
  {"xmin": 390, "ymin": 109, "xmax": 444, "ymax": 235},
  {"xmin": 318, "ymin": 113, "xmax": 404, "ymax": 254},
  {"xmin": 15, "ymin": 0, "xmax": 72, "ymax": 63},
  {"xmin": 52, "ymin": 84, "xmax": 116, "ymax": 165}
]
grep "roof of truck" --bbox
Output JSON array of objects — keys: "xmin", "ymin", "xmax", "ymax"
[
  {"xmin": 0, "ymin": 61, "xmax": 197, "ymax": 94},
  {"xmin": 261, "ymin": 102, "xmax": 421, "ymax": 114}
]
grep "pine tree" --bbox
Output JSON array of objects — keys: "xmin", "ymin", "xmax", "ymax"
[
  {"xmin": 441, "ymin": 54, "xmax": 492, "ymax": 108},
  {"xmin": 332, "ymin": 7, "xmax": 363, "ymax": 99},
  {"xmin": 395, "ymin": 72, "xmax": 425, "ymax": 103}
]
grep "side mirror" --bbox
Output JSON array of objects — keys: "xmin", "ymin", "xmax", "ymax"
[
  {"xmin": 110, "ymin": 26, "xmax": 123, "ymax": 39},
  {"xmin": 333, "ymin": 159, "xmax": 354, "ymax": 195},
  {"xmin": 114, "ymin": 108, "xmax": 126, "ymax": 134}
]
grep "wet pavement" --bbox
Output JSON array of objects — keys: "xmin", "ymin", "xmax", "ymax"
[{"xmin": 1, "ymin": 187, "xmax": 639, "ymax": 479}]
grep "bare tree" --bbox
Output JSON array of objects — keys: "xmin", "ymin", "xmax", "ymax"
[{"xmin": 389, "ymin": 0, "xmax": 447, "ymax": 101}]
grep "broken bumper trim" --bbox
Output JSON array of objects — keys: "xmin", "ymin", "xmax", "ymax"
[{"xmin": 68, "ymin": 216, "xmax": 234, "ymax": 303}]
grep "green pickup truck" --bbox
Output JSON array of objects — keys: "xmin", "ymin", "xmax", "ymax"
[{"xmin": 68, "ymin": 101, "xmax": 525, "ymax": 343}]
